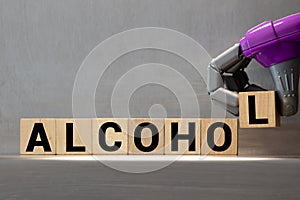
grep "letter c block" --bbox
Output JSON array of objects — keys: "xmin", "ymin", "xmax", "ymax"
[{"xmin": 92, "ymin": 118, "xmax": 128, "ymax": 155}]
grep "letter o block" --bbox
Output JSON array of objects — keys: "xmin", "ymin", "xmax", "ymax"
[
  {"xmin": 128, "ymin": 118, "xmax": 164, "ymax": 155},
  {"xmin": 201, "ymin": 118, "xmax": 238, "ymax": 155}
]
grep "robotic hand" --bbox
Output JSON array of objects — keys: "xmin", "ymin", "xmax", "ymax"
[{"xmin": 207, "ymin": 13, "xmax": 300, "ymax": 116}]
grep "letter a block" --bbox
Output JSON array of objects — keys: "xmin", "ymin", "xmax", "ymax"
[
  {"xmin": 128, "ymin": 119, "xmax": 165, "ymax": 155},
  {"xmin": 20, "ymin": 119, "xmax": 56, "ymax": 155},
  {"xmin": 56, "ymin": 119, "xmax": 92, "ymax": 155},
  {"xmin": 239, "ymin": 91, "xmax": 280, "ymax": 128},
  {"xmin": 92, "ymin": 119, "xmax": 128, "ymax": 155},
  {"xmin": 201, "ymin": 118, "xmax": 238, "ymax": 155},
  {"xmin": 164, "ymin": 118, "xmax": 200, "ymax": 155}
]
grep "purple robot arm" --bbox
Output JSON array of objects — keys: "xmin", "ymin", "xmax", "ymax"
[
  {"xmin": 208, "ymin": 13, "xmax": 300, "ymax": 116},
  {"xmin": 240, "ymin": 13, "xmax": 300, "ymax": 116}
]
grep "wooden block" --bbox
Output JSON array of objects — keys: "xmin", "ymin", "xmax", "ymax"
[
  {"xmin": 201, "ymin": 118, "xmax": 238, "ymax": 155},
  {"xmin": 239, "ymin": 91, "xmax": 280, "ymax": 128},
  {"xmin": 56, "ymin": 119, "xmax": 92, "ymax": 155},
  {"xmin": 92, "ymin": 118, "xmax": 128, "ymax": 154},
  {"xmin": 164, "ymin": 118, "xmax": 200, "ymax": 155},
  {"xmin": 128, "ymin": 118, "xmax": 164, "ymax": 155},
  {"xmin": 20, "ymin": 118, "xmax": 56, "ymax": 155}
]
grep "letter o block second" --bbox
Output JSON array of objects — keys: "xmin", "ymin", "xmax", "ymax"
[{"xmin": 201, "ymin": 119, "xmax": 238, "ymax": 155}]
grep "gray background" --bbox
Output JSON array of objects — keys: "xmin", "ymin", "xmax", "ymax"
[{"xmin": 1, "ymin": 0, "xmax": 300, "ymax": 155}]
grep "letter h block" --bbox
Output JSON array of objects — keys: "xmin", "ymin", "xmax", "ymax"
[
  {"xmin": 239, "ymin": 91, "xmax": 280, "ymax": 128},
  {"xmin": 164, "ymin": 118, "xmax": 201, "ymax": 155}
]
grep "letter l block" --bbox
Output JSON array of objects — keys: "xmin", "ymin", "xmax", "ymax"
[{"xmin": 239, "ymin": 91, "xmax": 280, "ymax": 128}]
